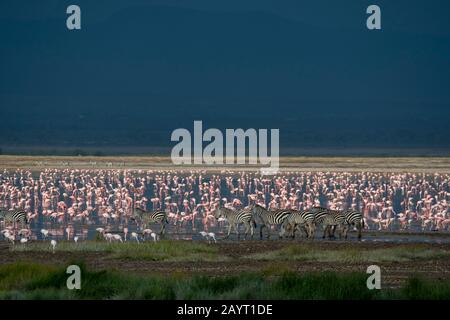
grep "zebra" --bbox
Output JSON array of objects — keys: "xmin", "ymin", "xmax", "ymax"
[
  {"xmin": 132, "ymin": 207, "xmax": 168, "ymax": 236},
  {"xmin": 280, "ymin": 209, "xmax": 315, "ymax": 239},
  {"xmin": 250, "ymin": 204, "xmax": 292, "ymax": 239},
  {"xmin": 311, "ymin": 207, "xmax": 346, "ymax": 239},
  {"xmin": 341, "ymin": 209, "xmax": 364, "ymax": 240},
  {"xmin": 214, "ymin": 207, "xmax": 256, "ymax": 240},
  {"xmin": 0, "ymin": 208, "xmax": 28, "ymax": 230},
  {"xmin": 324, "ymin": 209, "xmax": 365, "ymax": 240}
]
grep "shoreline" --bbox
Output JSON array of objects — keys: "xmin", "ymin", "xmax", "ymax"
[{"xmin": 1, "ymin": 155, "xmax": 449, "ymax": 173}]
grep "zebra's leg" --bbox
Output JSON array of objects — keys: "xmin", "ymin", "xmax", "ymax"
[
  {"xmin": 243, "ymin": 222, "xmax": 250, "ymax": 240},
  {"xmin": 259, "ymin": 225, "xmax": 264, "ymax": 240},
  {"xmin": 279, "ymin": 224, "xmax": 284, "ymax": 239},
  {"xmin": 266, "ymin": 225, "xmax": 271, "ymax": 239},
  {"xmin": 329, "ymin": 225, "xmax": 337, "ymax": 239},
  {"xmin": 225, "ymin": 224, "xmax": 232, "ymax": 239},
  {"xmin": 357, "ymin": 222, "xmax": 362, "ymax": 240},
  {"xmin": 279, "ymin": 222, "xmax": 286, "ymax": 239},
  {"xmin": 305, "ymin": 223, "xmax": 311, "ymax": 239},
  {"xmin": 309, "ymin": 224, "xmax": 316, "ymax": 240},
  {"xmin": 343, "ymin": 225, "xmax": 349, "ymax": 239},
  {"xmin": 160, "ymin": 222, "xmax": 166, "ymax": 236},
  {"xmin": 235, "ymin": 223, "xmax": 240, "ymax": 240},
  {"xmin": 290, "ymin": 224, "xmax": 297, "ymax": 239},
  {"xmin": 322, "ymin": 225, "xmax": 329, "ymax": 239},
  {"xmin": 300, "ymin": 225, "xmax": 309, "ymax": 239}
]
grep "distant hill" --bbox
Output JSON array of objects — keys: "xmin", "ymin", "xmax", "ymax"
[{"xmin": 1, "ymin": 4, "xmax": 449, "ymax": 152}]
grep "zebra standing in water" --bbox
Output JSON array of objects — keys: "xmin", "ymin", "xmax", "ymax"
[
  {"xmin": 311, "ymin": 207, "xmax": 346, "ymax": 239},
  {"xmin": 281, "ymin": 209, "xmax": 315, "ymax": 239},
  {"xmin": 251, "ymin": 204, "xmax": 292, "ymax": 239},
  {"xmin": 132, "ymin": 207, "xmax": 168, "ymax": 236},
  {"xmin": 0, "ymin": 208, "xmax": 28, "ymax": 230},
  {"xmin": 214, "ymin": 207, "xmax": 256, "ymax": 240}
]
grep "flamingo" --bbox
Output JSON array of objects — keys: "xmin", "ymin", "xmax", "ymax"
[
  {"xmin": 50, "ymin": 239, "xmax": 57, "ymax": 253},
  {"xmin": 123, "ymin": 227, "xmax": 128, "ymax": 241},
  {"xmin": 131, "ymin": 232, "xmax": 139, "ymax": 243},
  {"xmin": 112, "ymin": 234, "xmax": 123, "ymax": 242},
  {"xmin": 208, "ymin": 232, "xmax": 217, "ymax": 243}
]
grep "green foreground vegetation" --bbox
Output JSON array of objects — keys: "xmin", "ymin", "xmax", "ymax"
[
  {"xmin": 11, "ymin": 240, "xmax": 228, "ymax": 262},
  {"xmin": 10, "ymin": 240, "xmax": 450, "ymax": 263},
  {"xmin": 0, "ymin": 262, "xmax": 449, "ymax": 300}
]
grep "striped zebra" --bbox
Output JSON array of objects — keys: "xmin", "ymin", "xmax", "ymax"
[
  {"xmin": 281, "ymin": 209, "xmax": 315, "ymax": 239},
  {"xmin": 214, "ymin": 207, "xmax": 256, "ymax": 239},
  {"xmin": 250, "ymin": 204, "xmax": 292, "ymax": 239},
  {"xmin": 324, "ymin": 209, "xmax": 365, "ymax": 240},
  {"xmin": 342, "ymin": 209, "xmax": 364, "ymax": 240},
  {"xmin": 0, "ymin": 208, "xmax": 28, "ymax": 229},
  {"xmin": 132, "ymin": 207, "xmax": 168, "ymax": 236},
  {"xmin": 311, "ymin": 207, "xmax": 346, "ymax": 239}
]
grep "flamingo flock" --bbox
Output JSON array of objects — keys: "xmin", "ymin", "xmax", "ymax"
[{"xmin": 0, "ymin": 169, "xmax": 448, "ymax": 245}]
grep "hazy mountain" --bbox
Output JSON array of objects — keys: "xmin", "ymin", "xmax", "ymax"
[{"xmin": 1, "ymin": 2, "xmax": 449, "ymax": 153}]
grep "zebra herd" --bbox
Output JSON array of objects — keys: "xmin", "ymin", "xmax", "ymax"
[
  {"xmin": 215, "ymin": 204, "xmax": 364, "ymax": 240},
  {"xmin": 0, "ymin": 205, "xmax": 363, "ymax": 241}
]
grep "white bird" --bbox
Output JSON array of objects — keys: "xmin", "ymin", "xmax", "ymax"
[
  {"xmin": 74, "ymin": 236, "xmax": 79, "ymax": 243},
  {"xmin": 104, "ymin": 233, "xmax": 113, "ymax": 242},
  {"xmin": 112, "ymin": 234, "xmax": 123, "ymax": 243},
  {"xmin": 123, "ymin": 227, "xmax": 129, "ymax": 241},
  {"xmin": 208, "ymin": 232, "xmax": 217, "ymax": 243},
  {"xmin": 142, "ymin": 229, "xmax": 153, "ymax": 240},
  {"xmin": 150, "ymin": 232, "xmax": 158, "ymax": 242},
  {"xmin": 96, "ymin": 228, "xmax": 105, "ymax": 234},
  {"xmin": 65, "ymin": 227, "xmax": 71, "ymax": 241},
  {"xmin": 7, "ymin": 235, "xmax": 15, "ymax": 244},
  {"xmin": 20, "ymin": 238, "xmax": 28, "ymax": 244},
  {"xmin": 131, "ymin": 232, "xmax": 139, "ymax": 243},
  {"xmin": 50, "ymin": 240, "xmax": 57, "ymax": 253},
  {"xmin": 199, "ymin": 231, "xmax": 208, "ymax": 238},
  {"xmin": 41, "ymin": 229, "xmax": 49, "ymax": 239},
  {"xmin": 2, "ymin": 230, "xmax": 11, "ymax": 239},
  {"xmin": 18, "ymin": 229, "xmax": 30, "ymax": 238}
]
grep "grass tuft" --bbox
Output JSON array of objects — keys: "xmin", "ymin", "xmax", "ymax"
[{"xmin": 1, "ymin": 263, "xmax": 450, "ymax": 300}]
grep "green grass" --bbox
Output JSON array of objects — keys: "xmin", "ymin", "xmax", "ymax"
[
  {"xmin": 244, "ymin": 244, "xmax": 450, "ymax": 263},
  {"xmin": 11, "ymin": 240, "xmax": 229, "ymax": 262},
  {"xmin": 1, "ymin": 262, "xmax": 450, "ymax": 299},
  {"xmin": 11, "ymin": 241, "xmax": 450, "ymax": 263}
]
